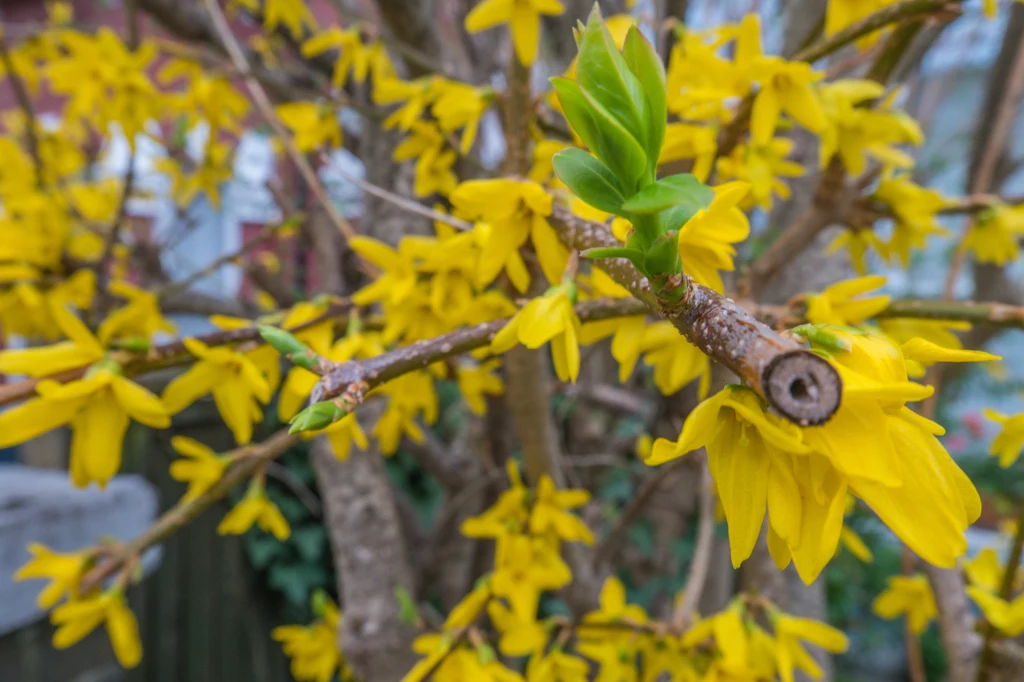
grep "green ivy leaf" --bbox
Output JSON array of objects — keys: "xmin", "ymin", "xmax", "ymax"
[
  {"xmin": 576, "ymin": 6, "xmax": 651, "ymax": 158},
  {"xmin": 291, "ymin": 525, "xmax": 327, "ymax": 562},
  {"xmin": 621, "ymin": 25, "xmax": 667, "ymax": 170},
  {"xmin": 552, "ymin": 148, "xmax": 626, "ymax": 215},
  {"xmin": 622, "ymin": 174, "xmax": 711, "ymax": 215},
  {"xmin": 246, "ymin": 533, "xmax": 286, "ymax": 569}
]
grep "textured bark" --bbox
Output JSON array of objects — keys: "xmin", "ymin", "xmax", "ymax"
[
  {"xmin": 311, "ymin": 436, "xmax": 419, "ymax": 682},
  {"xmin": 924, "ymin": 563, "xmax": 981, "ymax": 682}
]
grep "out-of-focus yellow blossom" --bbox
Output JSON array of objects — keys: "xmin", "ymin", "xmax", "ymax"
[
  {"xmin": 872, "ymin": 574, "xmax": 937, "ymax": 634},
  {"xmin": 237, "ymin": 0, "xmax": 317, "ymax": 38},
  {"xmin": 659, "ymin": 123, "xmax": 717, "ymax": 181},
  {"xmin": 302, "ymin": 27, "xmax": 393, "ymax": 88},
  {"xmin": 169, "ymin": 436, "xmax": 229, "ymax": 502},
  {"xmin": 97, "ymin": 280, "xmax": 176, "ymax": 344},
  {"xmin": 805, "ymin": 275, "xmax": 890, "ymax": 326},
  {"xmin": 52, "ymin": 588, "xmax": 142, "ymax": 669},
  {"xmin": 209, "ymin": 315, "xmax": 284, "ymax": 393},
  {"xmin": 432, "ymin": 80, "xmax": 492, "ymax": 155},
  {"xmin": 967, "ymin": 587, "xmax": 1024, "ymax": 637},
  {"xmin": 530, "ymin": 475, "xmax": 593, "ymax": 543},
  {"xmin": 665, "ymin": 29, "xmax": 746, "ymax": 123},
  {"xmin": 14, "ymin": 543, "xmax": 89, "ymax": 609},
  {"xmin": 826, "ymin": 0, "xmax": 900, "ymax": 49},
  {"xmin": 375, "ymin": 77, "xmax": 438, "ymax": 131},
  {"xmin": 277, "ymin": 102, "xmax": 342, "ymax": 152},
  {"xmin": 962, "ymin": 203, "xmax": 1024, "ymax": 266},
  {"xmin": 964, "ymin": 548, "xmax": 1004, "ymax": 593},
  {"xmin": 273, "ymin": 595, "xmax": 352, "ymax": 682},
  {"xmin": 451, "ymin": 178, "xmax": 569, "ymax": 288},
  {"xmin": 528, "ymin": 138, "xmax": 571, "ymax": 185},
  {"xmin": 983, "ymin": 410, "xmax": 1024, "ymax": 468},
  {"xmin": 840, "ymin": 526, "xmax": 873, "ymax": 562},
  {"xmin": 456, "ymin": 361, "xmax": 505, "ymax": 415},
  {"xmin": 160, "ymin": 139, "xmax": 235, "ymax": 209},
  {"xmin": 639, "ymin": 321, "xmax": 712, "ymax": 396},
  {"xmin": 716, "ymin": 138, "xmax": 803, "ymax": 210},
  {"xmin": 0, "ymin": 360, "xmax": 169, "ymax": 489},
  {"xmin": 162, "ymin": 339, "xmax": 271, "ymax": 445},
  {"xmin": 819, "ymin": 80, "xmax": 923, "ymax": 175},
  {"xmin": 0, "ymin": 301, "xmax": 103, "ymax": 377},
  {"xmin": 874, "ymin": 174, "xmax": 949, "ymax": 267},
  {"xmin": 371, "ymin": 370, "xmax": 439, "ymax": 455},
  {"xmin": 491, "ymin": 285, "xmax": 581, "ymax": 383},
  {"xmin": 772, "ymin": 611, "xmax": 849, "ymax": 682},
  {"xmin": 464, "ymin": 0, "xmax": 566, "ymax": 66},
  {"xmin": 218, "ymin": 482, "xmax": 291, "ymax": 540},
  {"xmin": 677, "ymin": 181, "xmax": 750, "ymax": 293},
  {"xmin": 827, "ymin": 227, "xmax": 886, "ymax": 274},
  {"xmin": 735, "ymin": 16, "xmax": 826, "ymax": 145}
]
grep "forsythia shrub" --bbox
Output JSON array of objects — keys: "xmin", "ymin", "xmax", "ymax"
[{"xmin": 2, "ymin": 1, "xmax": 1024, "ymax": 681}]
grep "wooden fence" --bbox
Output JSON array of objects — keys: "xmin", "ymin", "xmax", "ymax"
[{"xmin": 2, "ymin": 404, "xmax": 294, "ymax": 682}]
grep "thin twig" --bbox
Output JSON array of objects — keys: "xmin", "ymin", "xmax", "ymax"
[
  {"xmin": 671, "ymin": 460, "xmax": 715, "ymax": 634},
  {"xmin": 79, "ymin": 430, "xmax": 299, "ymax": 593},
  {"xmin": 592, "ymin": 458, "xmax": 689, "ymax": 568},
  {"xmin": 944, "ymin": 34, "xmax": 1024, "ymax": 299},
  {"xmin": 902, "ymin": 548, "xmax": 928, "ymax": 682},
  {"xmin": 318, "ymin": 152, "xmax": 472, "ymax": 231},
  {"xmin": 200, "ymin": 0, "xmax": 372, "ymax": 274},
  {"xmin": 0, "ymin": 302, "xmax": 352, "ymax": 408},
  {"xmin": 975, "ymin": 502, "xmax": 1024, "ymax": 682}
]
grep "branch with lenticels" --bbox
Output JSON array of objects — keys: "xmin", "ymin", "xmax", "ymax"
[{"xmin": 548, "ymin": 205, "xmax": 842, "ymax": 427}]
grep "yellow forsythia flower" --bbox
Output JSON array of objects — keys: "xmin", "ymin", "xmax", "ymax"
[
  {"xmin": 52, "ymin": 589, "xmax": 142, "ymax": 669},
  {"xmin": 983, "ymin": 410, "xmax": 1024, "ymax": 468},
  {"xmin": 169, "ymin": 436, "xmax": 229, "ymax": 502},
  {"xmin": 490, "ymin": 285, "xmax": 582, "ymax": 383},
  {"xmin": 162, "ymin": 339, "xmax": 272, "ymax": 446},
  {"xmin": 464, "ymin": 0, "xmax": 566, "ymax": 66},
  {"xmin": 273, "ymin": 596, "xmax": 352, "ymax": 682},
  {"xmin": 14, "ymin": 543, "xmax": 89, "ymax": 609},
  {"xmin": 872, "ymin": 573, "xmax": 937, "ymax": 630},
  {"xmin": 676, "ymin": 181, "xmax": 750, "ymax": 294},
  {"xmin": 218, "ymin": 483, "xmax": 290, "ymax": 540},
  {"xmin": 805, "ymin": 275, "xmax": 890, "ymax": 326}
]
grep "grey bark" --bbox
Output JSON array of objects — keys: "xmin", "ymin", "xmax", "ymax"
[{"xmin": 311, "ymin": 436, "xmax": 419, "ymax": 682}]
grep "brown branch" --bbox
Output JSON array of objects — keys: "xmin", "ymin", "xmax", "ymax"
[
  {"xmin": 975, "ymin": 501, "xmax": 1024, "ymax": 682},
  {"xmin": 549, "ymin": 207, "xmax": 842, "ymax": 426},
  {"xmin": 924, "ymin": 563, "xmax": 981, "ymax": 682},
  {"xmin": 311, "ymin": 297, "xmax": 648, "ymax": 404},
  {"xmin": 671, "ymin": 460, "xmax": 715, "ymax": 634},
  {"xmin": 716, "ymin": 0, "xmax": 958, "ymax": 159},
  {"xmin": 944, "ymin": 29, "xmax": 1024, "ymax": 299},
  {"xmin": 200, "ymin": 0, "xmax": 371, "ymax": 273},
  {"xmin": 80, "ymin": 429, "xmax": 299, "ymax": 593},
  {"xmin": 0, "ymin": 302, "xmax": 352, "ymax": 408}
]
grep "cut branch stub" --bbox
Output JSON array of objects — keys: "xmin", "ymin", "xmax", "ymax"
[
  {"xmin": 659, "ymin": 275, "xmax": 842, "ymax": 426},
  {"xmin": 763, "ymin": 351, "xmax": 842, "ymax": 427}
]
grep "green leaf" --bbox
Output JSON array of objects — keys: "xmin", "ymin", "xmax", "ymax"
[
  {"xmin": 552, "ymin": 148, "xmax": 626, "ymax": 215},
  {"xmin": 291, "ymin": 525, "xmax": 327, "ymax": 562},
  {"xmin": 247, "ymin": 534, "xmax": 286, "ymax": 569},
  {"xmin": 643, "ymin": 231, "xmax": 681, "ymax": 276},
  {"xmin": 621, "ymin": 174, "xmax": 711, "ymax": 215},
  {"xmin": 552, "ymin": 77, "xmax": 647, "ymax": 193},
  {"xmin": 395, "ymin": 586, "xmax": 419, "ymax": 625},
  {"xmin": 581, "ymin": 246, "xmax": 646, "ymax": 273},
  {"xmin": 577, "ymin": 6, "xmax": 651, "ymax": 156},
  {"xmin": 621, "ymin": 25, "xmax": 667, "ymax": 169}
]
